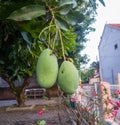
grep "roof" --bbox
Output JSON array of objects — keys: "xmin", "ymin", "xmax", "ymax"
[
  {"xmin": 107, "ymin": 24, "xmax": 120, "ymax": 29},
  {"xmin": 98, "ymin": 23, "xmax": 120, "ymax": 49}
]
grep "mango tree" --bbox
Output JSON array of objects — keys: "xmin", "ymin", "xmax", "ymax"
[{"xmin": 0, "ymin": 0, "xmax": 105, "ymax": 107}]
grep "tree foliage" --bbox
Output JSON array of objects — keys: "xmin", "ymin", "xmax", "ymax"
[
  {"xmin": 0, "ymin": 0, "xmax": 105, "ymax": 106},
  {"xmin": 0, "ymin": 0, "xmax": 100, "ymax": 78},
  {"xmin": 81, "ymin": 68, "xmax": 94, "ymax": 83},
  {"xmin": 80, "ymin": 61, "xmax": 99, "ymax": 83}
]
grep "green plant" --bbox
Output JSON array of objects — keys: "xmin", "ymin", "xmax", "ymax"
[{"xmin": 37, "ymin": 120, "xmax": 46, "ymax": 125}]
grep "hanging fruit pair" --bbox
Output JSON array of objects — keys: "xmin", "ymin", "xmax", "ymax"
[{"xmin": 36, "ymin": 48, "xmax": 79, "ymax": 95}]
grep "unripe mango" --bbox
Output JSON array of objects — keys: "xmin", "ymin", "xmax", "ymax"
[
  {"xmin": 36, "ymin": 49, "xmax": 58, "ymax": 88},
  {"xmin": 58, "ymin": 61, "xmax": 79, "ymax": 94}
]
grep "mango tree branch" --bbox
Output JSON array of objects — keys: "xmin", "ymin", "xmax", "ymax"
[
  {"xmin": 58, "ymin": 29, "xmax": 66, "ymax": 61},
  {"xmin": 0, "ymin": 71, "xmax": 16, "ymax": 92}
]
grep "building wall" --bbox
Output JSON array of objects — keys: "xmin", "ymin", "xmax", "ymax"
[{"xmin": 99, "ymin": 25, "xmax": 120, "ymax": 84}]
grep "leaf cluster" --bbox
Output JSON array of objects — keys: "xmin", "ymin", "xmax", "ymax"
[{"xmin": 0, "ymin": 0, "xmax": 105, "ymax": 82}]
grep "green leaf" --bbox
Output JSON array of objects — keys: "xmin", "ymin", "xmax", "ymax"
[
  {"xmin": 37, "ymin": 120, "xmax": 46, "ymax": 125},
  {"xmin": 65, "ymin": 15, "xmax": 76, "ymax": 25},
  {"xmin": 21, "ymin": 31, "xmax": 31, "ymax": 45},
  {"xmin": 65, "ymin": 12, "xmax": 84, "ymax": 25},
  {"xmin": 99, "ymin": 0, "xmax": 105, "ymax": 6},
  {"xmin": 55, "ymin": 17, "xmax": 69, "ymax": 31},
  {"xmin": 0, "ymin": 60, "xmax": 4, "ymax": 64},
  {"xmin": 59, "ymin": 5, "xmax": 71, "ymax": 15},
  {"xmin": 59, "ymin": 0, "xmax": 77, "ymax": 8},
  {"xmin": 7, "ymin": 5, "xmax": 46, "ymax": 21},
  {"xmin": 17, "ymin": 74, "xmax": 22, "ymax": 81},
  {"xmin": 18, "ymin": 20, "xmax": 43, "ymax": 38}
]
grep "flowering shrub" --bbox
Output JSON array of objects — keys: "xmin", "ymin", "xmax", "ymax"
[
  {"xmin": 64, "ymin": 83, "xmax": 120, "ymax": 124},
  {"xmin": 108, "ymin": 90, "xmax": 120, "ymax": 119},
  {"xmin": 111, "ymin": 90, "xmax": 120, "ymax": 98}
]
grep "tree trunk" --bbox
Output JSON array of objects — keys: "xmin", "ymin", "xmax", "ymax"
[
  {"xmin": 0, "ymin": 72, "xmax": 30, "ymax": 107},
  {"xmin": 15, "ymin": 75, "xmax": 30, "ymax": 107},
  {"xmin": 16, "ymin": 94, "xmax": 25, "ymax": 107}
]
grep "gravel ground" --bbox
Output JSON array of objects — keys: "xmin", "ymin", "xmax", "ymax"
[
  {"xmin": 0, "ymin": 107, "xmax": 72, "ymax": 125},
  {"xmin": 0, "ymin": 98, "xmax": 72, "ymax": 125}
]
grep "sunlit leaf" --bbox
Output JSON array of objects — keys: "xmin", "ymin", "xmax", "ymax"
[
  {"xmin": 7, "ymin": 5, "xmax": 46, "ymax": 21},
  {"xmin": 59, "ymin": 0, "xmax": 77, "ymax": 8},
  {"xmin": 59, "ymin": 5, "xmax": 71, "ymax": 15}
]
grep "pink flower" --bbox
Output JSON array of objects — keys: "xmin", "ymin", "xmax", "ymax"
[
  {"xmin": 92, "ymin": 91, "xmax": 97, "ymax": 96},
  {"xmin": 70, "ymin": 98, "xmax": 76, "ymax": 102},
  {"xmin": 115, "ymin": 90, "xmax": 120, "ymax": 94},
  {"xmin": 116, "ymin": 101, "xmax": 120, "ymax": 107},
  {"xmin": 107, "ymin": 114, "xmax": 114, "ymax": 119},
  {"xmin": 114, "ymin": 106, "xmax": 119, "ymax": 110},
  {"xmin": 113, "ymin": 110, "xmax": 117, "ymax": 117},
  {"xmin": 38, "ymin": 110, "xmax": 44, "ymax": 115},
  {"xmin": 108, "ymin": 99, "xmax": 114, "ymax": 105}
]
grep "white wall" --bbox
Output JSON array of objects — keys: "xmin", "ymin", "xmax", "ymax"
[{"xmin": 99, "ymin": 25, "xmax": 120, "ymax": 84}]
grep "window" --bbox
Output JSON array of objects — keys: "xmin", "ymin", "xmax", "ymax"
[{"xmin": 114, "ymin": 44, "xmax": 118, "ymax": 50}]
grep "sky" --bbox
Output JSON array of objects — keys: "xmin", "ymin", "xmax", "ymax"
[{"xmin": 81, "ymin": 0, "xmax": 120, "ymax": 66}]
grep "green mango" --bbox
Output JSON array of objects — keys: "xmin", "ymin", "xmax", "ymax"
[
  {"xmin": 36, "ymin": 48, "xmax": 58, "ymax": 88},
  {"xmin": 58, "ymin": 61, "xmax": 79, "ymax": 94}
]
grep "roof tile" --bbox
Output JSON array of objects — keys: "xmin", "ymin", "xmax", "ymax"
[{"xmin": 107, "ymin": 24, "xmax": 120, "ymax": 29}]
